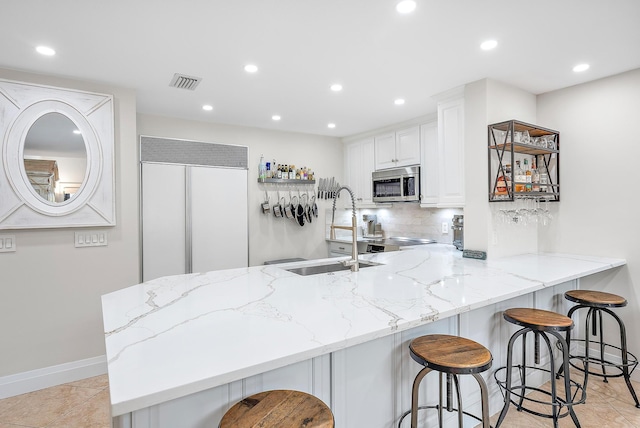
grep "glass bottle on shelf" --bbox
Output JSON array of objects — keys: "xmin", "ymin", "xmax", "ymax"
[
  {"xmin": 515, "ymin": 160, "xmax": 525, "ymax": 193},
  {"xmin": 539, "ymin": 163, "xmax": 549, "ymax": 192},
  {"xmin": 532, "ymin": 158, "xmax": 540, "ymax": 192},
  {"xmin": 524, "ymin": 158, "xmax": 532, "ymax": 192},
  {"xmin": 258, "ymin": 154, "xmax": 266, "ymax": 181}
]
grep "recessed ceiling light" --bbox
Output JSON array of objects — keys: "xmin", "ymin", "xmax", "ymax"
[
  {"xmin": 73, "ymin": 130, "xmax": 81, "ymax": 134},
  {"xmin": 480, "ymin": 40, "xmax": 498, "ymax": 51},
  {"xmin": 330, "ymin": 84, "xmax": 343, "ymax": 92},
  {"xmin": 36, "ymin": 46, "xmax": 55, "ymax": 56},
  {"xmin": 328, "ymin": 123, "xmax": 336, "ymax": 129},
  {"xmin": 272, "ymin": 115, "xmax": 281, "ymax": 121},
  {"xmin": 202, "ymin": 105, "xmax": 213, "ymax": 111},
  {"xmin": 396, "ymin": 0, "xmax": 416, "ymax": 14},
  {"xmin": 573, "ymin": 63, "xmax": 590, "ymax": 72},
  {"xmin": 394, "ymin": 98, "xmax": 405, "ymax": 105},
  {"xmin": 244, "ymin": 64, "xmax": 258, "ymax": 73}
]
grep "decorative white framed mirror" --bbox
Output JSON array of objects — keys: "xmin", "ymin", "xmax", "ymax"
[{"xmin": 0, "ymin": 79, "xmax": 115, "ymax": 229}]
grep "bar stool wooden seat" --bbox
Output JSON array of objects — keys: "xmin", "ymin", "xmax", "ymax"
[
  {"xmin": 219, "ymin": 389, "xmax": 334, "ymax": 428},
  {"xmin": 557, "ymin": 290, "xmax": 640, "ymax": 408},
  {"xmin": 398, "ymin": 334, "xmax": 492, "ymax": 428},
  {"xmin": 495, "ymin": 308, "xmax": 585, "ymax": 428}
]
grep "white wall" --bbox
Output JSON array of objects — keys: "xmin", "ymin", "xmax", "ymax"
[
  {"xmin": 136, "ymin": 114, "xmax": 344, "ymax": 266},
  {"xmin": 537, "ymin": 68, "xmax": 640, "ymax": 373},
  {"xmin": 464, "ymin": 78, "xmax": 537, "ymax": 258},
  {"xmin": 0, "ymin": 69, "xmax": 139, "ymax": 378}
]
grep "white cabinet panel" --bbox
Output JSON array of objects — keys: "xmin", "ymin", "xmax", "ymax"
[
  {"xmin": 142, "ymin": 163, "xmax": 186, "ymax": 281},
  {"xmin": 344, "ymin": 137, "xmax": 375, "ymax": 206},
  {"xmin": 395, "ymin": 126, "xmax": 421, "ymax": 167},
  {"xmin": 142, "ymin": 164, "xmax": 248, "ymax": 282},
  {"xmin": 374, "ymin": 127, "xmax": 421, "ymax": 170},
  {"xmin": 332, "ymin": 334, "xmax": 398, "ymax": 428},
  {"xmin": 437, "ymin": 97, "xmax": 465, "ymax": 207},
  {"xmin": 420, "ymin": 122, "xmax": 438, "ymax": 206},
  {"xmin": 191, "ymin": 167, "xmax": 248, "ymax": 272},
  {"xmin": 374, "ymin": 133, "xmax": 397, "ymax": 170}
]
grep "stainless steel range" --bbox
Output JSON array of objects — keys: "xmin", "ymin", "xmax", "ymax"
[
  {"xmin": 328, "ymin": 236, "xmax": 437, "ymax": 257},
  {"xmin": 360, "ymin": 236, "xmax": 437, "ymax": 253}
]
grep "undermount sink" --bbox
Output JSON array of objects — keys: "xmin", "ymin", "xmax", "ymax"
[
  {"xmin": 286, "ymin": 260, "xmax": 381, "ymax": 276},
  {"xmin": 360, "ymin": 237, "xmax": 437, "ymax": 246}
]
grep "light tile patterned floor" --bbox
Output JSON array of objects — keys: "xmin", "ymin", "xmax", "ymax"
[
  {"xmin": 0, "ymin": 372, "xmax": 638, "ymax": 427},
  {"xmin": 479, "ymin": 374, "xmax": 640, "ymax": 427},
  {"xmin": 0, "ymin": 375, "xmax": 110, "ymax": 428}
]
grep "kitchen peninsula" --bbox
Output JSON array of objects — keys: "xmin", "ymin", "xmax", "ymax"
[{"xmin": 102, "ymin": 245, "xmax": 625, "ymax": 428}]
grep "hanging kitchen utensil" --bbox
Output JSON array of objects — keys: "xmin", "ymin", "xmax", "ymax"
[
  {"xmin": 310, "ymin": 194, "xmax": 318, "ymax": 218},
  {"xmin": 296, "ymin": 191, "xmax": 306, "ymax": 227},
  {"xmin": 261, "ymin": 190, "xmax": 270, "ymax": 214},
  {"xmin": 306, "ymin": 194, "xmax": 314, "ymax": 223},
  {"xmin": 273, "ymin": 192, "xmax": 284, "ymax": 218},
  {"xmin": 285, "ymin": 193, "xmax": 297, "ymax": 220}
]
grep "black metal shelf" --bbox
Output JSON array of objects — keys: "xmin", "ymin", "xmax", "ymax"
[
  {"xmin": 258, "ymin": 178, "xmax": 316, "ymax": 184},
  {"xmin": 488, "ymin": 120, "xmax": 560, "ymax": 203}
]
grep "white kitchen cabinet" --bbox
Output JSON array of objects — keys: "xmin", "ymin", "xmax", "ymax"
[
  {"xmin": 327, "ymin": 241, "xmax": 352, "ymax": 257},
  {"xmin": 436, "ymin": 93, "xmax": 465, "ymax": 207},
  {"xmin": 374, "ymin": 126, "xmax": 420, "ymax": 170},
  {"xmin": 344, "ymin": 137, "xmax": 375, "ymax": 207},
  {"xmin": 420, "ymin": 121, "xmax": 438, "ymax": 206},
  {"xmin": 420, "ymin": 90, "xmax": 465, "ymax": 208}
]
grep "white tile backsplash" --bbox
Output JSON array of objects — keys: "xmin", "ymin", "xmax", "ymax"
[{"xmin": 326, "ymin": 204, "xmax": 463, "ymax": 244}]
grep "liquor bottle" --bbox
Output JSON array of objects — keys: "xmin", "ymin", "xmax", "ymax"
[
  {"xmin": 258, "ymin": 154, "xmax": 266, "ymax": 181},
  {"xmin": 496, "ymin": 174, "xmax": 508, "ymax": 196},
  {"xmin": 505, "ymin": 164, "xmax": 512, "ymax": 193},
  {"xmin": 532, "ymin": 158, "xmax": 540, "ymax": 192},
  {"xmin": 539, "ymin": 163, "xmax": 549, "ymax": 192},
  {"xmin": 524, "ymin": 158, "xmax": 532, "ymax": 192},
  {"xmin": 277, "ymin": 164, "xmax": 283, "ymax": 179},
  {"xmin": 515, "ymin": 160, "xmax": 525, "ymax": 192}
]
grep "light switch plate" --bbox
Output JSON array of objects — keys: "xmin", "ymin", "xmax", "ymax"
[
  {"xmin": 441, "ymin": 222, "xmax": 449, "ymax": 234},
  {"xmin": 0, "ymin": 235, "xmax": 16, "ymax": 252},
  {"xmin": 75, "ymin": 231, "xmax": 108, "ymax": 248}
]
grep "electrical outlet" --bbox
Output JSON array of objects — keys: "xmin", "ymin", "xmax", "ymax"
[{"xmin": 441, "ymin": 222, "xmax": 449, "ymax": 234}]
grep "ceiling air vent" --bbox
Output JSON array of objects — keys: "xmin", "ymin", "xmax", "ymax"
[{"xmin": 169, "ymin": 73, "xmax": 202, "ymax": 90}]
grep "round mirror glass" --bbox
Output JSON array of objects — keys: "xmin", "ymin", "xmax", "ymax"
[{"xmin": 23, "ymin": 113, "xmax": 87, "ymax": 203}]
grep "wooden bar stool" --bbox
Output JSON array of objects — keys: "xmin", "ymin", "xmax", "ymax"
[
  {"xmin": 219, "ymin": 389, "xmax": 334, "ymax": 428},
  {"xmin": 557, "ymin": 290, "xmax": 640, "ymax": 408},
  {"xmin": 398, "ymin": 334, "xmax": 492, "ymax": 428},
  {"xmin": 494, "ymin": 308, "xmax": 585, "ymax": 428}
]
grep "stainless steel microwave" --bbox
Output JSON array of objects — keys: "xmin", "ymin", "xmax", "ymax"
[{"xmin": 372, "ymin": 166, "xmax": 420, "ymax": 202}]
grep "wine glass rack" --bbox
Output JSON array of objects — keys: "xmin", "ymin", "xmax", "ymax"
[{"xmin": 488, "ymin": 119, "xmax": 560, "ymax": 202}]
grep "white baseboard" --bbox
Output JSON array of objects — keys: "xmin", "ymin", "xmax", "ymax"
[{"xmin": 0, "ymin": 355, "xmax": 107, "ymax": 399}]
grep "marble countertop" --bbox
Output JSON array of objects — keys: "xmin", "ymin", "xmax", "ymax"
[{"xmin": 101, "ymin": 245, "xmax": 625, "ymax": 416}]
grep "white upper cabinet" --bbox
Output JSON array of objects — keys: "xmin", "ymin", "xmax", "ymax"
[
  {"xmin": 374, "ymin": 126, "xmax": 420, "ymax": 170},
  {"xmin": 437, "ymin": 96, "xmax": 465, "ymax": 207},
  {"xmin": 420, "ymin": 121, "xmax": 438, "ymax": 206},
  {"xmin": 344, "ymin": 137, "xmax": 375, "ymax": 207},
  {"xmin": 420, "ymin": 88, "xmax": 465, "ymax": 208}
]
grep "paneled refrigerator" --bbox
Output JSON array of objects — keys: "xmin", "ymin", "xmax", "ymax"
[{"xmin": 140, "ymin": 136, "xmax": 248, "ymax": 282}]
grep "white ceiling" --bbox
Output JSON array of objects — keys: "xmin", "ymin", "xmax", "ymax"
[{"xmin": 1, "ymin": 0, "xmax": 639, "ymax": 138}]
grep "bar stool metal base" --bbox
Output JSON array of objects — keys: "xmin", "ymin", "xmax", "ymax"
[
  {"xmin": 397, "ymin": 370, "xmax": 491, "ymax": 428},
  {"xmin": 557, "ymin": 297, "xmax": 640, "ymax": 409},
  {"xmin": 495, "ymin": 309, "xmax": 585, "ymax": 428},
  {"xmin": 399, "ymin": 334, "xmax": 492, "ymax": 428}
]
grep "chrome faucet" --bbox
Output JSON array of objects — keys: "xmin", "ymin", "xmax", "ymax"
[{"xmin": 330, "ymin": 185, "xmax": 359, "ymax": 272}]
